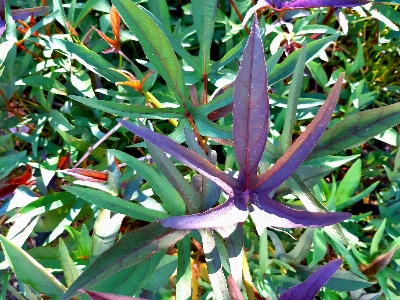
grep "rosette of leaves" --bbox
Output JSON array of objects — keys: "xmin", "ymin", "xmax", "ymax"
[{"xmin": 118, "ymin": 17, "xmax": 351, "ymax": 231}]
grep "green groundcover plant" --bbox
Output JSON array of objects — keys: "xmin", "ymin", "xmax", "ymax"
[{"xmin": 0, "ymin": 0, "xmax": 400, "ymax": 299}]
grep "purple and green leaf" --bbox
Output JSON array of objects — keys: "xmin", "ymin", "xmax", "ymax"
[
  {"xmin": 120, "ymin": 15, "xmax": 351, "ymax": 231},
  {"xmin": 60, "ymin": 223, "xmax": 189, "ymax": 300},
  {"xmin": 279, "ymin": 258, "xmax": 342, "ymax": 300}
]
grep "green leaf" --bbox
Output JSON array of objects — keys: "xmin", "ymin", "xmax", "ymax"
[
  {"xmin": 73, "ymin": 0, "xmax": 101, "ymax": 27},
  {"xmin": 143, "ymin": 255, "xmax": 178, "ymax": 291},
  {"xmin": 269, "ymin": 33, "xmax": 340, "ymax": 85},
  {"xmin": 145, "ymin": 141, "xmax": 201, "ymax": 214},
  {"xmin": 109, "ymin": 149, "xmax": 186, "ymax": 216},
  {"xmin": 52, "ymin": 0, "xmax": 67, "ymax": 28},
  {"xmin": 287, "ymin": 228, "xmax": 314, "ymax": 264},
  {"xmin": 336, "ymin": 181, "xmax": 379, "ymax": 211},
  {"xmin": 0, "ymin": 235, "xmax": 66, "ymax": 298},
  {"xmin": 65, "ymin": 224, "xmax": 92, "ymax": 260},
  {"xmin": 310, "ymin": 102, "xmax": 400, "ymax": 158},
  {"xmin": 63, "ymin": 186, "xmax": 169, "ymax": 221},
  {"xmin": 59, "ymin": 223, "xmax": 188, "ymax": 300},
  {"xmin": 59, "ymin": 238, "xmax": 80, "ymax": 287},
  {"xmin": 280, "ymin": 43, "xmax": 306, "ymax": 153},
  {"xmin": 49, "ymin": 109, "xmax": 75, "ymax": 131},
  {"xmin": 113, "ymin": 0, "xmax": 188, "ymax": 106},
  {"xmin": 176, "ymin": 236, "xmax": 192, "ymax": 300},
  {"xmin": 147, "ymin": 0, "xmax": 171, "ymax": 32},
  {"xmin": 335, "ymin": 159, "xmax": 361, "ymax": 205},
  {"xmin": 69, "ymin": 96, "xmax": 185, "ymax": 119},
  {"xmin": 307, "ymin": 61, "xmax": 328, "ymax": 90},
  {"xmin": 15, "ymin": 75, "xmax": 67, "ymax": 95},
  {"xmin": 311, "ymin": 229, "xmax": 327, "ymax": 266},
  {"xmin": 346, "ymin": 38, "xmax": 364, "ymax": 76},
  {"xmin": 39, "ymin": 37, "xmax": 127, "ymax": 83},
  {"xmin": 91, "ymin": 209, "xmax": 125, "ymax": 263},
  {"xmin": 7, "ymin": 192, "xmax": 75, "ymax": 223},
  {"xmin": 140, "ymin": 6, "xmax": 200, "ymax": 74},
  {"xmin": 325, "ymin": 270, "xmax": 373, "ymax": 292},
  {"xmin": 192, "ymin": 0, "xmax": 218, "ymax": 74},
  {"xmin": 370, "ymin": 219, "xmax": 387, "ymax": 257}
]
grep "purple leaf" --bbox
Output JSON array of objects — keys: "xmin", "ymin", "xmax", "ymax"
[
  {"xmin": 0, "ymin": 20, "xmax": 5, "ymax": 37},
  {"xmin": 242, "ymin": 0, "xmax": 368, "ymax": 27},
  {"xmin": 250, "ymin": 194, "xmax": 351, "ymax": 228},
  {"xmin": 161, "ymin": 196, "xmax": 248, "ymax": 229},
  {"xmin": 282, "ymin": 0, "xmax": 369, "ymax": 9},
  {"xmin": 233, "ymin": 16, "xmax": 269, "ymax": 188},
  {"xmin": 118, "ymin": 119, "xmax": 240, "ymax": 193},
  {"xmin": 11, "ymin": 7, "xmax": 49, "ymax": 20},
  {"xmin": 254, "ymin": 73, "xmax": 345, "ymax": 193},
  {"xmin": 279, "ymin": 258, "xmax": 342, "ymax": 300}
]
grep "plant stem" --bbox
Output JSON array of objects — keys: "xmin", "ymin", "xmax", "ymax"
[{"xmin": 73, "ymin": 117, "xmax": 129, "ymax": 168}]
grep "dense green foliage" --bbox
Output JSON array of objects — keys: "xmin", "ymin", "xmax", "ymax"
[{"xmin": 0, "ymin": 0, "xmax": 400, "ymax": 299}]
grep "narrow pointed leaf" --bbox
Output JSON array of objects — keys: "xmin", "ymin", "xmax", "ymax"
[
  {"xmin": 0, "ymin": 235, "xmax": 67, "ymax": 298},
  {"xmin": 250, "ymin": 195, "xmax": 350, "ymax": 228},
  {"xmin": 233, "ymin": 17, "xmax": 269, "ymax": 186},
  {"xmin": 63, "ymin": 185, "xmax": 169, "ymax": 221},
  {"xmin": 119, "ymin": 119, "xmax": 240, "ymax": 192},
  {"xmin": 69, "ymin": 96, "xmax": 185, "ymax": 119},
  {"xmin": 59, "ymin": 238, "xmax": 80, "ymax": 287},
  {"xmin": 113, "ymin": 0, "xmax": 187, "ymax": 105},
  {"xmin": 280, "ymin": 44, "xmax": 306, "ymax": 153},
  {"xmin": 109, "ymin": 149, "xmax": 186, "ymax": 216},
  {"xmin": 192, "ymin": 0, "xmax": 218, "ymax": 74},
  {"xmin": 282, "ymin": 0, "xmax": 369, "ymax": 9},
  {"xmin": 279, "ymin": 259, "xmax": 342, "ymax": 300},
  {"xmin": 145, "ymin": 142, "xmax": 201, "ymax": 214},
  {"xmin": 310, "ymin": 101, "xmax": 400, "ymax": 158},
  {"xmin": 268, "ymin": 33, "xmax": 341, "ymax": 85},
  {"xmin": 254, "ymin": 74, "xmax": 344, "ymax": 192},
  {"xmin": 176, "ymin": 236, "xmax": 192, "ymax": 299},
  {"xmin": 60, "ymin": 223, "xmax": 188, "ymax": 300},
  {"xmin": 161, "ymin": 197, "xmax": 248, "ymax": 229}
]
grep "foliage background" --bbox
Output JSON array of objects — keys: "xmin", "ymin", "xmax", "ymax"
[{"xmin": 0, "ymin": 0, "xmax": 400, "ymax": 299}]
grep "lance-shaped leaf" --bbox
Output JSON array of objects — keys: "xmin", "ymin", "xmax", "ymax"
[
  {"xmin": 233, "ymin": 17, "xmax": 269, "ymax": 187},
  {"xmin": 310, "ymin": 101, "xmax": 400, "ymax": 158},
  {"xmin": 279, "ymin": 258, "xmax": 342, "ymax": 300},
  {"xmin": 253, "ymin": 73, "xmax": 345, "ymax": 193},
  {"xmin": 60, "ymin": 223, "xmax": 188, "ymax": 300},
  {"xmin": 112, "ymin": 0, "xmax": 187, "ymax": 106},
  {"xmin": 118, "ymin": 119, "xmax": 240, "ymax": 193},
  {"xmin": 161, "ymin": 196, "xmax": 248, "ymax": 229},
  {"xmin": 242, "ymin": 0, "xmax": 369, "ymax": 26},
  {"xmin": 250, "ymin": 194, "xmax": 350, "ymax": 228}
]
